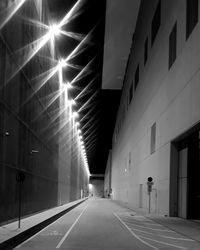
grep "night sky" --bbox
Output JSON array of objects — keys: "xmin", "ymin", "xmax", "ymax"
[{"xmin": 48, "ymin": 0, "xmax": 121, "ymax": 174}]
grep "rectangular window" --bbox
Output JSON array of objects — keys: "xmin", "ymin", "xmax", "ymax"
[
  {"xmin": 186, "ymin": 0, "xmax": 198, "ymax": 39},
  {"xmin": 169, "ymin": 22, "xmax": 177, "ymax": 69},
  {"xmin": 151, "ymin": 0, "xmax": 161, "ymax": 46},
  {"xmin": 129, "ymin": 81, "xmax": 133, "ymax": 103},
  {"xmin": 151, "ymin": 123, "xmax": 156, "ymax": 154},
  {"xmin": 144, "ymin": 37, "xmax": 148, "ymax": 65},
  {"xmin": 134, "ymin": 65, "xmax": 139, "ymax": 90}
]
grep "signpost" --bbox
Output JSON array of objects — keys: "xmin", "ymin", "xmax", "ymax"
[{"xmin": 147, "ymin": 177, "xmax": 154, "ymax": 214}]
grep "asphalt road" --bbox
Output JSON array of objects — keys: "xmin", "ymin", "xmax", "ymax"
[{"xmin": 15, "ymin": 198, "xmax": 200, "ymax": 250}]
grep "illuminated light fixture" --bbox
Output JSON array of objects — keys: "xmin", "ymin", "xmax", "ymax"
[
  {"xmin": 79, "ymin": 135, "xmax": 83, "ymax": 139},
  {"xmin": 72, "ymin": 112, "xmax": 79, "ymax": 119},
  {"xmin": 69, "ymin": 99, "xmax": 76, "ymax": 106},
  {"xmin": 30, "ymin": 149, "xmax": 39, "ymax": 154},
  {"xmin": 78, "ymin": 129, "xmax": 81, "ymax": 134},
  {"xmin": 76, "ymin": 122, "xmax": 80, "ymax": 127},
  {"xmin": 66, "ymin": 82, "xmax": 73, "ymax": 89},
  {"xmin": 49, "ymin": 24, "xmax": 61, "ymax": 37},
  {"xmin": 58, "ymin": 59, "xmax": 67, "ymax": 69}
]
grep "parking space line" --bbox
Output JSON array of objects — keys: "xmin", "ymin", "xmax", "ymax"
[
  {"xmin": 123, "ymin": 219, "xmax": 164, "ymax": 227},
  {"xmin": 56, "ymin": 204, "xmax": 88, "ymax": 248},
  {"xmin": 139, "ymin": 235, "xmax": 188, "ymax": 249},
  {"xmin": 127, "ymin": 227, "xmax": 195, "ymax": 241},
  {"xmin": 113, "ymin": 213, "xmax": 160, "ymax": 250},
  {"xmin": 124, "ymin": 222, "xmax": 172, "ymax": 232}
]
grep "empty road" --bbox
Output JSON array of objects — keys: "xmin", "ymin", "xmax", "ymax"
[{"xmin": 15, "ymin": 198, "xmax": 200, "ymax": 250}]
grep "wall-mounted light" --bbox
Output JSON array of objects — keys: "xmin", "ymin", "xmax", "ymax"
[
  {"xmin": 69, "ymin": 99, "xmax": 76, "ymax": 106},
  {"xmin": 58, "ymin": 59, "xmax": 67, "ymax": 70},
  {"xmin": 72, "ymin": 112, "xmax": 79, "ymax": 119},
  {"xmin": 66, "ymin": 82, "xmax": 73, "ymax": 89},
  {"xmin": 49, "ymin": 24, "xmax": 61, "ymax": 38},
  {"xmin": 1, "ymin": 131, "xmax": 10, "ymax": 137},
  {"xmin": 30, "ymin": 150, "xmax": 39, "ymax": 154}
]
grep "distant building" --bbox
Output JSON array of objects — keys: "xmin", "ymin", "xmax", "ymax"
[
  {"xmin": 89, "ymin": 175, "xmax": 104, "ymax": 197},
  {"xmin": 107, "ymin": 0, "xmax": 200, "ymax": 219}
]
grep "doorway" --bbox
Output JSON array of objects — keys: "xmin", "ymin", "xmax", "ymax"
[{"xmin": 170, "ymin": 127, "xmax": 200, "ymax": 219}]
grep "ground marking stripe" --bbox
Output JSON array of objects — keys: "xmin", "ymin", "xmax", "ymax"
[
  {"xmin": 16, "ymin": 201, "xmax": 87, "ymax": 248},
  {"xmin": 56, "ymin": 204, "xmax": 88, "ymax": 248},
  {"xmin": 140, "ymin": 235, "xmax": 188, "ymax": 249},
  {"xmin": 128, "ymin": 227, "xmax": 195, "ymax": 241},
  {"xmin": 120, "ymin": 221, "xmax": 172, "ymax": 232},
  {"xmin": 113, "ymin": 213, "xmax": 160, "ymax": 250},
  {"xmin": 123, "ymin": 219, "xmax": 164, "ymax": 227}
]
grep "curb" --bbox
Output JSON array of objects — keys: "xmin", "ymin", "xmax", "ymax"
[{"xmin": 0, "ymin": 199, "xmax": 87, "ymax": 250}]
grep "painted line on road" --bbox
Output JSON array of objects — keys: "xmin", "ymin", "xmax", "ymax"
[
  {"xmin": 123, "ymin": 222, "xmax": 172, "ymax": 232},
  {"xmin": 123, "ymin": 218, "xmax": 164, "ymax": 227},
  {"xmin": 56, "ymin": 204, "xmax": 88, "ymax": 248},
  {"xmin": 113, "ymin": 213, "xmax": 160, "ymax": 250},
  {"xmin": 16, "ymin": 201, "xmax": 88, "ymax": 248},
  {"xmin": 139, "ymin": 235, "xmax": 188, "ymax": 249},
  {"xmin": 127, "ymin": 227, "xmax": 195, "ymax": 241}
]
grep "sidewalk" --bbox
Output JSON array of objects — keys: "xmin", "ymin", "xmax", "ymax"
[
  {"xmin": 112, "ymin": 200, "xmax": 200, "ymax": 244},
  {"xmin": 0, "ymin": 198, "xmax": 87, "ymax": 250}
]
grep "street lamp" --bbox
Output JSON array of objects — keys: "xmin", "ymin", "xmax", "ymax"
[
  {"xmin": 49, "ymin": 24, "xmax": 61, "ymax": 38},
  {"xmin": 72, "ymin": 112, "xmax": 79, "ymax": 119}
]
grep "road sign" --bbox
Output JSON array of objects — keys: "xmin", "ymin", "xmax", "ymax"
[
  {"xmin": 147, "ymin": 177, "xmax": 154, "ymax": 213},
  {"xmin": 147, "ymin": 176, "xmax": 154, "ymax": 193}
]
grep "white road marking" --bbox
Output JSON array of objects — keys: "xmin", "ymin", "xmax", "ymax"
[
  {"xmin": 113, "ymin": 213, "xmax": 160, "ymax": 250},
  {"xmin": 16, "ymin": 201, "xmax": 87, "ymax": 248},
  {"xmin": 139, "ymin": 235, "xmax": 188, "ymax": 249},
  {"xmin": 16, "ymin": 220, "xmax": 62, "ymax": 248},
  {"xmin": 123, "ymin": 219, "xmax": 164, "ymax": 227},
  {"xmin": 56, "ymin": 204, "xmax": 88, "ymax": 248},
  {"xmin": 124, "ymin": 222, "xmax": 172, "ymax": 232},
  {"xmin": 128, "ymin": 227, "xmax": 195, "ymax": 241}
]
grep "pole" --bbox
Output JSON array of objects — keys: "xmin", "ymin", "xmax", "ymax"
[
  {"xmin": 148, "ymin": 192, "xmax": 151, "ymax": 214},
  {"xmin": 18, "ymin": 181, "xmax": 22, "ymax": 228}
]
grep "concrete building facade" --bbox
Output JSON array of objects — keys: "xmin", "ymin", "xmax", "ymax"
[
  {"xmin": 104, "ymin": 150, "xmax": 112, "ymax": 198},
  {"xmin": 109, "ymin": 0, "xmax": 200, "ymax": 219},
  {"xmin": 89, "ymin": 175, "xmax": 104, "ymax": 197},
  {"xmin": 0, "ymin": 0, "xmax": 89, "ymax": 224}
]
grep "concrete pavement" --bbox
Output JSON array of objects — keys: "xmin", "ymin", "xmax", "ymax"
[
  {"xmin": 0, "ymin": 198, "xmax": 87, "ymax": 250},
  {"xmin": 1, "ymin": 198, "xmax": 200, "ymax": 249},
  {"xmin": 11, "ymin": 198, "xmax": 200, "ymax": 250}
]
